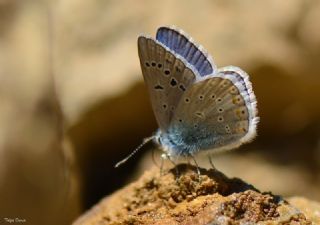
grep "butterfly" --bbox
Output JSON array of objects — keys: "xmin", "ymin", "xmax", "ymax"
[{"xmin": 115, "ymin": 26, "xmax": 258, "ymax": 168}]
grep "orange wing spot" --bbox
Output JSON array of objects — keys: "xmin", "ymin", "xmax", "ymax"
[
  {"xmin": 230, "ymin": 87, "xmax": 238, "ymax": 95},
  {"xmin": 235, "ymin": 109, "xmax": 243, "ymax": 118},
  {"xmin": 232, "ymin": 96, "xmax": 238, "ymax": 104}
]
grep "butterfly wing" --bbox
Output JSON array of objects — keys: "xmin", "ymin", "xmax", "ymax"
[
  {"xmin": 138, "ymin": 36, "xmax": 198, "ymax": 130},
  {"xmin": 164, "ymin": 67, "xmax": 258, "ymax": 156},
  {"xmin": 156, "ymin": 26, "xmax": 216, "ymax": 76},
  {"xmin": 217, "ymin": 65, "xmax": 258, "ymax": 145}
]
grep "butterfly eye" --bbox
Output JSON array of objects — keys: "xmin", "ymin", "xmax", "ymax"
[{"xmin": 156, "ymin": 136, "xmax": 161, "ymax": 145}]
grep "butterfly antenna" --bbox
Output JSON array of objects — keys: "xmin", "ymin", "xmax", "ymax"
[{"xmin": 115, "ymin": 136, "xmax": 155, "ymax": 168}]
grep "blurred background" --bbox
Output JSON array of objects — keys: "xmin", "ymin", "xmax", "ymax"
[{"xmin": 0, "ymin": 0, "xmax": 319, "ymax": 224}]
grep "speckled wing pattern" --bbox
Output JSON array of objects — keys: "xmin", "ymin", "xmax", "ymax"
[
  {"xmin": 168, "ymin": 66, "xmax": 258, "ymax": 156},
  {"xmin": 138, "ymin": 36, "xmax": 198, "ymax": 130},
  {"xmin": 138, "ymin": 26, "xmax": 219, "ymax": 131}
]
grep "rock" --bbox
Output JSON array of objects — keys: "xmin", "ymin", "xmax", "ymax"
[
  {"xmin": 288, "ymin": 197, "xmax": 320, "ymax": 224},
  {"xmin": 73, "ymin": 164, "xmax": 312, "ymax": 225}
]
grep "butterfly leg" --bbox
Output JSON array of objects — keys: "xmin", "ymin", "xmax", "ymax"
[
  {"xmin": 190, "ymin": 155, "xmax": 201, "ymax": 182},
  {"xmin": 159, "ymin": 154, "xmax": 164, "ymax": 176},
  {"xmin": 208, "ymin": 155, "xmax": 216, "ymax": 170},
  {"xmin": 161, "ymin": 153, "xmax": 180, "ymax": 180}
]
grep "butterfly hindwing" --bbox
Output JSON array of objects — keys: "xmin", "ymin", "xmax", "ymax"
[
  {"xmin": 138, "ymin": 36, "xmax": 198, "ymax": 131},
  {"xmin": 167, "ymin": 70, "xmax": 258, "ymax": 156}
]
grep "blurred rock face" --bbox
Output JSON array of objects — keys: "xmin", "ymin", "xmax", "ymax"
[{"xmin": 0, "ymin": 1, "xmax": 79, "ymax": 224}]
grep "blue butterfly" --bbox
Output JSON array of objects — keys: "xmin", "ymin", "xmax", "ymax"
[{"xmin": 116, "ymin": 26, "xmax": 258, "ymax": 168}]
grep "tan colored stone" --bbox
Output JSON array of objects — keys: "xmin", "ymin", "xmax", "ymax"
[
  {"xmin": 289, "ymin": 197, "xmax": 320, "ymax": 224},
  {"xmin": 73, "ymin": 165, "xmax": 312, "ymax": 224}
]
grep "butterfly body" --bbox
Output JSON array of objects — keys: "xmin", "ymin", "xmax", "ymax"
[{"xmin": 138, "ymin": 26, "xmax": 259, "ymax": 160}]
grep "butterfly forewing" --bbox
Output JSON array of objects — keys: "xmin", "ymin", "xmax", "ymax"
[
  {"xmin": 156, "ymin": 26, "xmax": 216, "ymax": 77},
  {"xmin": 138, "ymin": 36, "xmax": 197, "ymax": 131}
]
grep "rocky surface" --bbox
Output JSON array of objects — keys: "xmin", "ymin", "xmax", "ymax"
[
  {"xmin": 288, "ymin": 197, "xmax": 320, "ymax": 224},
  {"xmin": 73, "ymin": 165, "xmax": 314, "ymax": 225}
]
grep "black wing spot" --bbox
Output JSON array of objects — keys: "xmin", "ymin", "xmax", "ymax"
[
  {"xmin": 175, "ymin": 66, "xmax": 182, "ymax": 73},
  {"xmin": 218, "ymin": 116, "xmax": 224, "ymax": 122},
  {"xmin": 170, "ymin": 78, "xmax": 177, "ymax": 86},
  {"xmin": 151, "ymin": 62, "xmax": 156, "ymax": 67},
  {"xmin": 211, "ymin": 94, "xmax": 216, "ymax": 99},
  {"xmin": 218, "ymin": 108, "xmax": 223, "ymax": 112},
  {"xmin": 158, "ymin": 63, "xmax": 162, "ymax": 68},
  {"xmin": 162, "ymin": 104, "xmax": 167, "ymax": 109},
  {"xmin": 199, "ymin": 95, "xmax": 204, "ymax": 100},
  {"xmin": 217, "ymin": 98, "xmax": 222, "ymax": 102},
  {"xmin": 145, "ymin": 62, "xmax": 150, "ymax": 67},
  {"xmin": 165, "ymin": 58, "xmax": 173, "ymax": 64},
  {"xmin": 225, "ymin": 125, "xmax": 231, "ymax": 133},
  {"xmin": 185, "ymin": 98, "xmax": 190, "ymax": 103},
  {"xmin": 154, "ymin": 85, "xmax": 164, "ymax": 90},
  {"xmin": 179, "ymin": 119, "xmax": 182, "ymax": 123},
  {"xmin": 164, "ymin": 70, "xmax": 170, "ymax": 75},
  {"xmin": 179, "ymin": 84, "xmax": 186, "ymax": 91}
]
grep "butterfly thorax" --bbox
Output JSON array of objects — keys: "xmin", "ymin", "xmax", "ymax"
[{"xmin": 156, "ymin": 122, "xmax": 222, "ymax": 157}]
